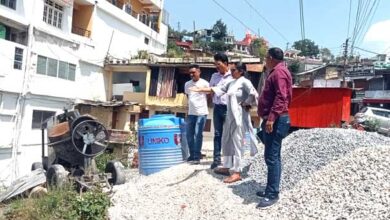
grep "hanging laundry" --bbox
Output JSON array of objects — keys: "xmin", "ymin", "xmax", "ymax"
[{"xmin": 157, "ymin": 67, "xmax": 175, "ymax": 98}]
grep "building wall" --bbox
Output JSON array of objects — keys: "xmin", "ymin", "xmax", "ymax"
[
  {"xmin": 0, "ymin": 93, "xmax": 18, "ymax": 148},
  {"xmin": 0, "ymin": 95, "xmax": 73, "ymax": 184},
  {"xmin": 0, "ymin": 147, "xmax": 13, "ymax": 187},
  {"xmin": 113, "ymin": 72, "xmax": 147, "ymax": 92},
  {"xmin": 0, "ymin": 0, "xmax": 168, "ymax": 184},
  {"xmin": 77, "ymin": 105, "xmax": 114, "ymax": 129},
  {"xmin": 0, "ymin": 39, "xmax": 27, "ymax": 93},
  {"xmin": 95, "ymin": 1, "xmax": 168, "ymax": 58}
]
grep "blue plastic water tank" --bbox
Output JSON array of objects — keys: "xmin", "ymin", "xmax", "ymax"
[
  {"xmin": 150, "ymin": 115, "xmax": 189, "ymax": 160},
  {"xmin": 138, "ymin": 115, "xmax": 184, "ymax": 175}
]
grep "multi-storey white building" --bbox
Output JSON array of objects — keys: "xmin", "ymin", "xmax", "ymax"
[{"xmin": 0, "ymin": 0, "xmax": 168, "ymax": 186}]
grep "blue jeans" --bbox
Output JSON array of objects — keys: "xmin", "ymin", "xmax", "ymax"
[
  {"xmin": 213, "ymin": 104, "xmax": 227, "ymax": 164},
  {"xmin": 186, "ymin": 115, "xmax": 207, "ymax": 161},
  {"xmin": 261, "ymin": 115, "xmax": 290, "ymax": 198}
]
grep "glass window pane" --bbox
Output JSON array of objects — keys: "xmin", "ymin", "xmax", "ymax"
[
  {"xmin": 47, "ymin": 58, "xmax": 58, "ymax": 77},
  {"xmin": 37, "ymin": 55, "xmax": 47, "ymax": 75},
  {"xmin": 68, "ymin": 64, "xmax": 76, "ymax": 81},
  {"xmin": 58, "ymin": 61, "xmax": 68, "ymax": 79},
  {"xmin": 13, "ymin": 62, "xmax": 22, "ymax": 70},
  {"xmin": 9, "ymin": 0, "xmax": 15, "ymax": 9},
  {"xmin": 53, "ymin": 10, "xmax": 57, "ymax": 27},
  {"xmin": 43, "ymin": 5, "xmax": 47, "ymax": 22},
  {"xmin": 14, "ymin": 47, "xmax": 23, "ymax": 70},
  {"xmin": 48, "ymin": 8, "xmax": 53, "ymax": 24},
  {"xmin": 32, "ymin": 110, "xmax": 55, "ymax": 129},
  {"xmin": 32, "ymin": 111, "xmax": 42, "ymax": 129},
  {"xmin": 58, "ymin": 13, "xmax": 62, "ymax": 28}
]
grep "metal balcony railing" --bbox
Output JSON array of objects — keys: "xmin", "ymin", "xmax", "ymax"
[{"xmin": 72, "ymin": 26, "xmax": 91, "ymax": 38}]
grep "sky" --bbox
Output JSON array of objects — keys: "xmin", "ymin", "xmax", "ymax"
[{"xmin": 164, "ymin": 0, "xmax": 390, "ymax": 58}]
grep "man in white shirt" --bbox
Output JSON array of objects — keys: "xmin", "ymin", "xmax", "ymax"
[{"xmin": 184, "ymin": 64, "xmax": 209, "ymax": 164}]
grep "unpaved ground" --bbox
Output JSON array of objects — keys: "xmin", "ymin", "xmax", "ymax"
[{"xmin": 108, "ymin": 129, "xmax": 390, "ymax": 220}]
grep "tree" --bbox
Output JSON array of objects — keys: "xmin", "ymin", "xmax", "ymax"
[
  {"xmin": 212, "ymin": 19, "xmax": 227, "ymax": 41},
  {"xmin": 320, "ymin": 48, "xmax": 334, "ymax": 63},
  {"xmin": 209, "ymin": 40, "xmax": 233, "ymax": 53},
  {"xmin": 167, "ymin": 40, "xmax": 184, "ymax": 58},
  {"xmin": 249, "ymin": 38, "xmax": 268, "ymax": 59},
  {"xmin": 168, "ymin": 25, "xmax": 189, "ymax": 41},
  {"xmin": 288, "ymin": 60, "xmax": 301, "ymax": 73},
  {"xmin": 292, "ymin": 39, "xmax": 320, "ymax": 57}
]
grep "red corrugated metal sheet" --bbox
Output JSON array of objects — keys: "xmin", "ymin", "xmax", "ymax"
[{"xmin": 289, "ymin": 88, "xmax": 352, "ymax": 128}]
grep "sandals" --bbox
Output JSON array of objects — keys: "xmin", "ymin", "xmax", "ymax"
[
  {"xmin": 213, "ymin": 167, "xmax": 230, "ymax": 176},
  {"xmin": 223, "ymin": 173, "xmax": 242, "ymax": 183}
]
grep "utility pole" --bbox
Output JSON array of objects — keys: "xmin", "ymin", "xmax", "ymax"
[
  {"xmin": 193, "ymin": 20, "xmax": 196, "ymax": 44},
  {"xmin": 342, "ymin": 38, "xmax": 349, "ymax": 87},
  {"xmin": 193, "ymin": 20, "xmax": 197, "ymax": 61},
  {"xmin": 286, "ymin": 42, "xmax": 290, "ymax": 51},
  {"xmin": 177, "ymin": 22, "xmax": 181, "ymax": 32}
]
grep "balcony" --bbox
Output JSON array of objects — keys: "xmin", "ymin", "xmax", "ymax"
[
  {"xmin": 106, "ymin": 0, "xmax": 162, "ymax": 33},
  {"xmin": 72, "ymin": 25, "xmax": 91, "ymax": 38},
  {"xmin": 71, "ymin": 1, "xmax": 94, "ymax": 38},
  {"xmin": 110, "ymin": 71, "xmax": 148, "ymax": 103}
]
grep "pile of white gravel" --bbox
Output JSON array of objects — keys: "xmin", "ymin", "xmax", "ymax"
[
  {"xmin": 265, "ymin": 146, "xmax": 390, "ymax": 219},
  {"xmin": 248, "ymin": 128, "xmax": 390, "ymax": 190},
  {"xmin": 108, "ymin": 128, "xmax": 390, "ymax": 220}
]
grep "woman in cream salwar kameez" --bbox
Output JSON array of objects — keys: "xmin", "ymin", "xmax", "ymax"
[{"xmin": 191, "ymin": 62, "xmax": 258, "ymax": 183}]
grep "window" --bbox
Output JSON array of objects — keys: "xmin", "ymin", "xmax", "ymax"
[
  {"xmin": 0, "ymin": 0, "xmax": 16, "ymax": 9},
  {"xmin": 144, "ymin": 37, "xmax": 149, "ymax": 45},
  {"xmin": 47, "ymin": 58, "xmax": 58, "ymax": 77},
  {"xmin": 43, "ymin": 0, "xmax": 63, "ymax": 29},
  {"xmin": 372, "ymin": 110, "xmax": 390, "ymax": 118},
  {"xmin": 36, "ymin": 55, "xmax": 76, "ymax": 81},
  {"xmin": 32, "ymin": 110, "xmax": 56, "ymax": 129},
  {"xmin": 37, "ymin": 55, "xmax": 47, "ymax": 75},
  {"xmin": 13, "ymin": 47, "xmax": 23, "ymax": 70}
]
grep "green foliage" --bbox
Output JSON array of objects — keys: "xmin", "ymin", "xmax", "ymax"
[
  {"xmin": 167, "ymin": 41, "xmax": 184, "ymax": 58},
  {"xmin": 95, "ymin": 152, "xmax": 116, "ymax": 172},
  {"xmin": 364, "ymin": 118, "xmax": 379, "ymax": 132},
  {"xmin": 132, "ymin": 50, "xmax": 149, "ymax": 59},
  {"xmin": 288, "ymin": 60, "xmax": 301, "ymax": 73},
  {"xmin": 250, "ymin": 38, "xmax": 268, "ymax": 58},
  {"xmin": 168, "ymin": 25, "xmax": 188, "ymax": 41},
  {"xmin": 5, "ymin": 187, "xmax": 110, "ymax": 220},
  {"xmin": 212, "ymin": 19, "xmax": 227, "ymax": 41},
  {"xmin": 293, "ymin": 39, "xmax": 320, "ymax": 57},
  {"xmin": 75, "ymin": 190, "xmax": 110, "ymax": 220},
  {"xmin": 320, "ymin": 48, "xmax": 334, "ymax": 63},
  {"xmin": 209, "ymin": 40, "xmax": 232, "ymax": 53},
  {"xmin": 193, "ymin": 40, "xmax": 209, "ymax": 51}
]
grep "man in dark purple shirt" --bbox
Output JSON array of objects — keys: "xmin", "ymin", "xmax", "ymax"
[{"xmin": 256, "ymin": 47, "xmax": 292, "ymax": 208}]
